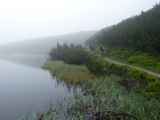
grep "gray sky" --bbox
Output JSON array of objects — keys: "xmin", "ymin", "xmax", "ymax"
[{"xmin": 0, "ymin": 0, "xmax": 159, "ymax": 44}]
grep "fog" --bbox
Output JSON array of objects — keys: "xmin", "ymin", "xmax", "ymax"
[
  {"xmin": 0, "ymin": 31, "xmax": 97, "ymax": 55},
  {"xmin": 0, "ymin": 1, "xmax": 160, "ymax": 119},
  {"xmin": 0, "ymin": 0, "xmax": 159, "ymax": 44}
]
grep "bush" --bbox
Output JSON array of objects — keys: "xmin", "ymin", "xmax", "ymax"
[
  {"xmin": 148, "ymin": 80, "xmax": 160, "ymax": 98},
  {"xmin": 95, "ymin": 47, "xmax": 160, "ymax": 73},
  {"xmin": 85, "ymin": 53, "xmax": 108, "ymax": 76},
  {"xmin": 85, "ymin": 54, "xmax": 160, "ymax": 98},
  {"xmin": 128, "ymin": 54, "xmax": 157, "ymax": 67},
  {"xmin": 49, "ymin": 43, "xmax": 87, "ymax": 65}
]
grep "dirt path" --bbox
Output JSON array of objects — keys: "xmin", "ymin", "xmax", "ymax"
[{"xmin": 95, "ymin": 53, "xmax": 160, "ymax": 78}]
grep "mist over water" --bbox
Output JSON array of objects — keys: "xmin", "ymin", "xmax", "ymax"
[
  {"xmin": 0, "ymin": 31, "xmax": 97, "ymax": 55},
  {"xmin": 0, "ymin": 0, "xmax": 159, "ymax": 119},
  {"xmin": 0, "ymin": 54, "xmax": 50, "ymax": 68},
  {"xmin": 0, "ymin": 55, "xmax": 76, "ymax": 120},
  {"xmin": 0, "ymin": 30, "xmax": 95, "ymax": 120}
]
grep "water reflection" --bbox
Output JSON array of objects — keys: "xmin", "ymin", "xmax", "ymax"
[
  {"xmin": 0, "ymin": 55, "xmax": 80, "ymax": 120},
  {"xmin": 0, "ymin": 54, "xmax": 50, "ymax": 68},
  {"xmin": 51, "ymin": 75, "xmax": 81, "ymax": 94}
]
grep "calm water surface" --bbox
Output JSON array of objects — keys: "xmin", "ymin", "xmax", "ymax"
[{"xmin": 0, "ymin": 55, "xmax": 75, "ymax": 120}]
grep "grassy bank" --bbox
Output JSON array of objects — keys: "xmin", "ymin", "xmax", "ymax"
[
  {"xmin": 72, "ymin": 77, "xmax": 160, "ymax": 120},
  {"xmin": 39, "ymin": 60, "xmax": 160, "ymax": 120},
  {"xmin": 42, "ymin": 61, "xmax": 96, "ymax": 86},
  {"xmin": 86, "ymin": 53, "xmax": 160, "ymax": 98},
  {"xmin": 95, "ymin": 47, "xmax": 160, "ymax": 73},
  {"xmin": 20, "ymin": 78, "xmax": 160, "ymax": 120}
]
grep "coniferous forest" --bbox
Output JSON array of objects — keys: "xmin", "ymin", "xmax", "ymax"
[
  {"xmin": 49, "ymin": 43, "xmax": 87, "ymax": 65},
  {"xmin": 86, "ymin": 4, "xmax": 160, "ymax": 54}
]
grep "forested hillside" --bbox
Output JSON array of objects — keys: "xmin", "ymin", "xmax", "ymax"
[
  {"xmin": 86, "ymin": 4, "xmax": 160, "ymax": 53},
  {"xmin": 0, "ymin": 31, "xmax": 96, "ymax": 55}
]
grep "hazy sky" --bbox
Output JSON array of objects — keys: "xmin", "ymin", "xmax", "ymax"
[{"xmin": 0, "ymin": 0, "xmax": 159, "ymax": 44}]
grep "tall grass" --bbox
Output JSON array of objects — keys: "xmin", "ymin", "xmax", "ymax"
[
  {"xmin": 41, "ymin": 61, "xmax": 160, "ymax": 120},
  {"xmin": 67, "ymin": 76, "xmax": 160, "ymax": 120},
  {"xmin": 42, "ymin": 61, "xmax": 96, "ymax": 86},
  {"xmin": 23, "ymin": 76, "xmax": 160, "ymax": 120}
]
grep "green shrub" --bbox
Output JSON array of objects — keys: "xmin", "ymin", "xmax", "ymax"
[
  {"xmin": 49, "ymin": 43, "xmax": 87, "ymax": 65},
  {"xmin": 148, "ymin": 80, "xmax": 160, "ymax": 98},
  {"xmin": 85, "ymin": 54, "xmax": 160, "ymax": 98},
  {"xmin": 95, "ymin": 46, "xmax": 160, "ymax": 73},
  {"xmin": 128, "ymin": 54, "xmax": 157, "ymax": 67},
  {"xmin": 127, "ymin": 67, "xmax": 147, "ymax": 80},
  {"xmin": 85, "ymin": 53, "xmax": 108, "ymax": 76}
]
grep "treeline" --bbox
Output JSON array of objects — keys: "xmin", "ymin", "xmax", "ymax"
[
  {"xmin": 49, "ymin": 43, "xmax": 87, "ymax": 65},
  {"xmin": 86, "ymin": 3, "xmax": 160, "ymax": 53}
]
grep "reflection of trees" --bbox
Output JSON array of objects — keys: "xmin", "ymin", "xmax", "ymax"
[{"xmin": 50, "ymin": 73, "xmax": 81, "ymax": 94}]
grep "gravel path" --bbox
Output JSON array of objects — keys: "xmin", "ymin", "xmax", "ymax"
[{"xmin": 95, "ymin": 53, "xmax": 160, "ymax": 78}]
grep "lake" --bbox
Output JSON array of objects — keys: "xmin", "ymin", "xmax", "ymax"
[{"xmin": 0, "ymin": 55, "xmax": 75, "ymax": 120}]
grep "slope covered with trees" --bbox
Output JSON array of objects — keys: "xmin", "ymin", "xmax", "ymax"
[
  {"xmin": 86, "ymin": 3, "xmax": 160, "ymax": 53},
  {"xmin": 0, "ymin": 31, "xmax": 97, "ymax": 55}
]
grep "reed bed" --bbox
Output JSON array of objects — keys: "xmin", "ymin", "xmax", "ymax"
[
  {"xmin": 30, "ymin": 61, "xmax": 160, "ymax": 120},
  {"xmin": 21, "ymin": 76, "xmax": 160, "ymax": 120},
  {"xmin": 42, "ymin": 61, "xmax": 96, "ymax": 86}
]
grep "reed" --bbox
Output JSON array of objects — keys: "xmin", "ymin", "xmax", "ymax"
[
  {"xmin": 26, "ymin": 76, "xmax": 160, "ymax": 120},
  {"xmin": 42, "ymin": 61, "xmax": 96, "ymax": 86},
  {"xmin": 36, "ymin": 61, "xmax": 160, "ymax": 120},
  {"xmin": 67, "ymin": 76, "xmax": 160, "ymax": 120}
]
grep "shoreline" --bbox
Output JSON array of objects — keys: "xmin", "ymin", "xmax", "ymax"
[{"xmin": 36, "ymin": 60, "xmax": 160, "ymax": 120}]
